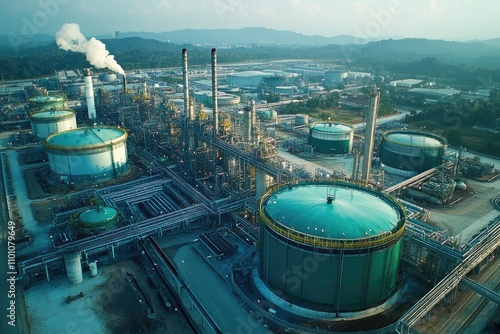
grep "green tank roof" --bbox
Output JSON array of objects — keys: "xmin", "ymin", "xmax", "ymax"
[
  {"xmin": 385, "ymin": 132, "xmax": 445, "ymax": 148},
  {"xmin": 263, "ymin": 183, "xmax": 401, "ymax": 239},
  {"xmin": 45, "ymin": 127, "xmax": 127, "ymax": 149},
  {"xmin": 312, "ymin": 123, "xmax": 353, "ymax": 133},
  {"xmin": 80, "ymin": 207, "xmax": 117, "ymax": 225},
  {"xmin": 30, "ymin": 96, "xmax": 66, "ymax": 103},
  {"xmin": 31, "ymin": 109, "xmax": 74, "ymax": 120}
]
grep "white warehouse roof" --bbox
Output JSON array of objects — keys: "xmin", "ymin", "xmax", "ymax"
[{"xmin": 389, "ymin": 79, "xmax": 423, "ymax": 87}]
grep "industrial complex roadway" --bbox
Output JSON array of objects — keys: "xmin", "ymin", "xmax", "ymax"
[{"xmin": 396, "ymin": 217, "xmax": 500, "ymax": 333}]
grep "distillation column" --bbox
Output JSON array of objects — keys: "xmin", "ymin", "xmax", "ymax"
[
  {"xmin": 244, "ymin": 102, "xmax": 252, "ymax": 142},
  {"xmin": 182, "ymin": 48, "xmax": 191, "ymax": 120},
  {"xmin": 251, "ymin": 100, "xmax": 259, "ymax": 145},
  {"xmin": 211, "ymin": 48, "xmax": 219, "ymax": 137}
]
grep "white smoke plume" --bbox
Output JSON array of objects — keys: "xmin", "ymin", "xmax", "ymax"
[{"xmin": 56, "ymin": 23, "xmax": 125, "ymax": 75}]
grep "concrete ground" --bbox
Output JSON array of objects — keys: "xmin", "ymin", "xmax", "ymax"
[
  {"xmin": 429, "ymin": 178, "xmax": 499, "ymax": 240},
  {"xmin": 4, "ymin": 149, "xmax": 53, "ymax": 258},
  {"xmin": 24, "ymin": 258, "xmax": 194, "ymax": 334}
]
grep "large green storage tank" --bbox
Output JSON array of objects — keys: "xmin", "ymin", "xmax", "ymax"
[
  {"xmin": 75, "ymin": 206, "xmax": 118, "ymax": 235},
  {"xmin": 380, "ymin": 130, "xmax": 447, "ymax": 177},
  {"xmin": 308, "ymin": 122, "xmax": 353, "ymax": 154},
  {"xmin": 29, "ymin": 95, "xmax": 67, "ymax": 111},
  {"xmin": 259, "ymin": 181, "xmax": 406, "ymax": 313}
]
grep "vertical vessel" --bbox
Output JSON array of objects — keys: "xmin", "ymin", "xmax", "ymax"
[
  {"xmin": 211, "ymin": 48, "xmax": 219, "ymax": 137},
  {"xmin": 84, "ymin": 69, "xmax": 96, "ymax": 120},
  {"xmin": 361, "ymin": 85, "xmax": 380, "ymax": 182}
]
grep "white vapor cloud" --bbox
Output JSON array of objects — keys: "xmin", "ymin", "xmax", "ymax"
[{"xmin": 56, "ymin": 23, "xmax": 125, "ymax": 75}]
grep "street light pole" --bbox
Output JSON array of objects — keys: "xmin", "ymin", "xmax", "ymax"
[{"xmin": 336, "ymin": 232, "xmax": 346, "ymax": 318}]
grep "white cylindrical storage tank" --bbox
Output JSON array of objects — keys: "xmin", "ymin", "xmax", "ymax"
[
  {"xmin": 44, "ymin": 127, "xmax": 129, "ymax": 184},
  {"xmin": 65, "ymin": 252, "xmax": 83, "ymax": 284},
  {"xmin": 98, "ymin": 73, "xmax": 117, "ymax": 83},
  {"xmin": 67, "ymin": 83, "xmax": 85, "ymax": 96},
  {"xmin": 325, "ymin": 70, "xmax": 348, "ymax": 84},
  {"xmin": 218, "ymin": 94, "xmax": 241, "ymax": 106},
  {"xmin": 89, "ymin": 262, "xmax": 98, "ymax": 277},
  {"xmin": 295, "ymin": 114, "xmax": 309, "ymax": 126},
  {"xmin": 256, "ymin": 171, "xmax": 273, "ymax": 198},
  {"xmin": 30, "ymin": 109, "xmax": 77, "ymax": 140}
]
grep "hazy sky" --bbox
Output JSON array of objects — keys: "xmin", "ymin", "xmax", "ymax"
[{"xmin": 2, "ymin": 0, "xmax": 499, "ymax": 41}]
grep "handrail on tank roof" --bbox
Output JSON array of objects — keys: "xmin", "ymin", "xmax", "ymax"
[{"xmin": 259, "ymin": 180, "xmax": 407, "ymax": 250}]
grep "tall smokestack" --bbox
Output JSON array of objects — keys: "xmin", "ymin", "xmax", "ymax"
[
  {"xmin": 84, "ymin": 68, "xmax": 96, "ymax": 120},
  {"xmin": 251, "ymin": 100, "xmax": 258, "ymax": 145},
  {"xmin": 211, "ymin": 48, "xmax": 219, "ymax": 137},
  {"xmin": 182, "ymin": 49, "xmax": 190, "ymax": 119},
  {"xmin": 188, "ymin": 97, "xmax": 195, "ymax": 121},
  {"xmin": 188, "ymin": 98, "xmax": 195, "ymax": 150},
  {"xmin": 244, "ymin": 105, "xmax": 252, "ymax": 142},
  {"xmin": 361, "ymin": 85, "xmax": 380, "ymax": 183},
  {"xmin": 122, "ymin": 74, "xmax": 127, "ymax": 93}
]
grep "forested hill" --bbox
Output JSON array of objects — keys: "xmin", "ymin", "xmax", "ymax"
[{"xmin": 1, "ymin": 36, "xmax": 500, "ymax": 81}]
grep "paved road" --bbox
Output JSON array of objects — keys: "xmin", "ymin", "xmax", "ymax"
[
  {"xmin": 427, "ymin": 258, "xmax": 499, "ymax": 333},
  {"xmin": 174, "ymin": 245, "xmax": 272, "ymax": 334}
]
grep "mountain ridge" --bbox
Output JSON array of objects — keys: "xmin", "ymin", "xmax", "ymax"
[{"xmin": 1, "ymin": 27, "xmax": 499, "ymax": 50}]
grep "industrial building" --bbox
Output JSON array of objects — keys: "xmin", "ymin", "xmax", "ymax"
[
  {"xmin": 389, "ymin": 79, "xmax": 423, "ymax": 88},
  {"xmin": 274, "ymin": 86, "xmax": 297, "ymax": 95},
  {"xmin": 227, "ymin": 70, "xmax": 274, "ymax": 88},
  {"xmin": 407, "ymin": 87, "xmax": 460, "ymax": 101}
]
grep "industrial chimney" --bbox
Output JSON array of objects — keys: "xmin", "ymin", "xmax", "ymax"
[
  {"xmin": 188, "ymin": 97, "xmax": 195, "ymax": 119},
  {"xmin": 182, "ymin": 49, "xmax": 192, "ymax": 120},
  {"xmin": 244, "ymin": 104, "xmax": 252, "ymax": 142},
  {"xmin": 84, "ymin": 68, "xmax": 96, "ymax": 120},
  {"xmin": 122, "ymin": 74, "xmax": 127, "ymax": 93},
  {"xmin": 251, "ymin": 100, "xmax": 259, "ymax": 145},
  {"xmin": 211, "ymin": 48, "xmax": 219, "ymax": 137},
  {"xmin": 361, "ymin": 85, "xmax": 380, "ymax": 183}
]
